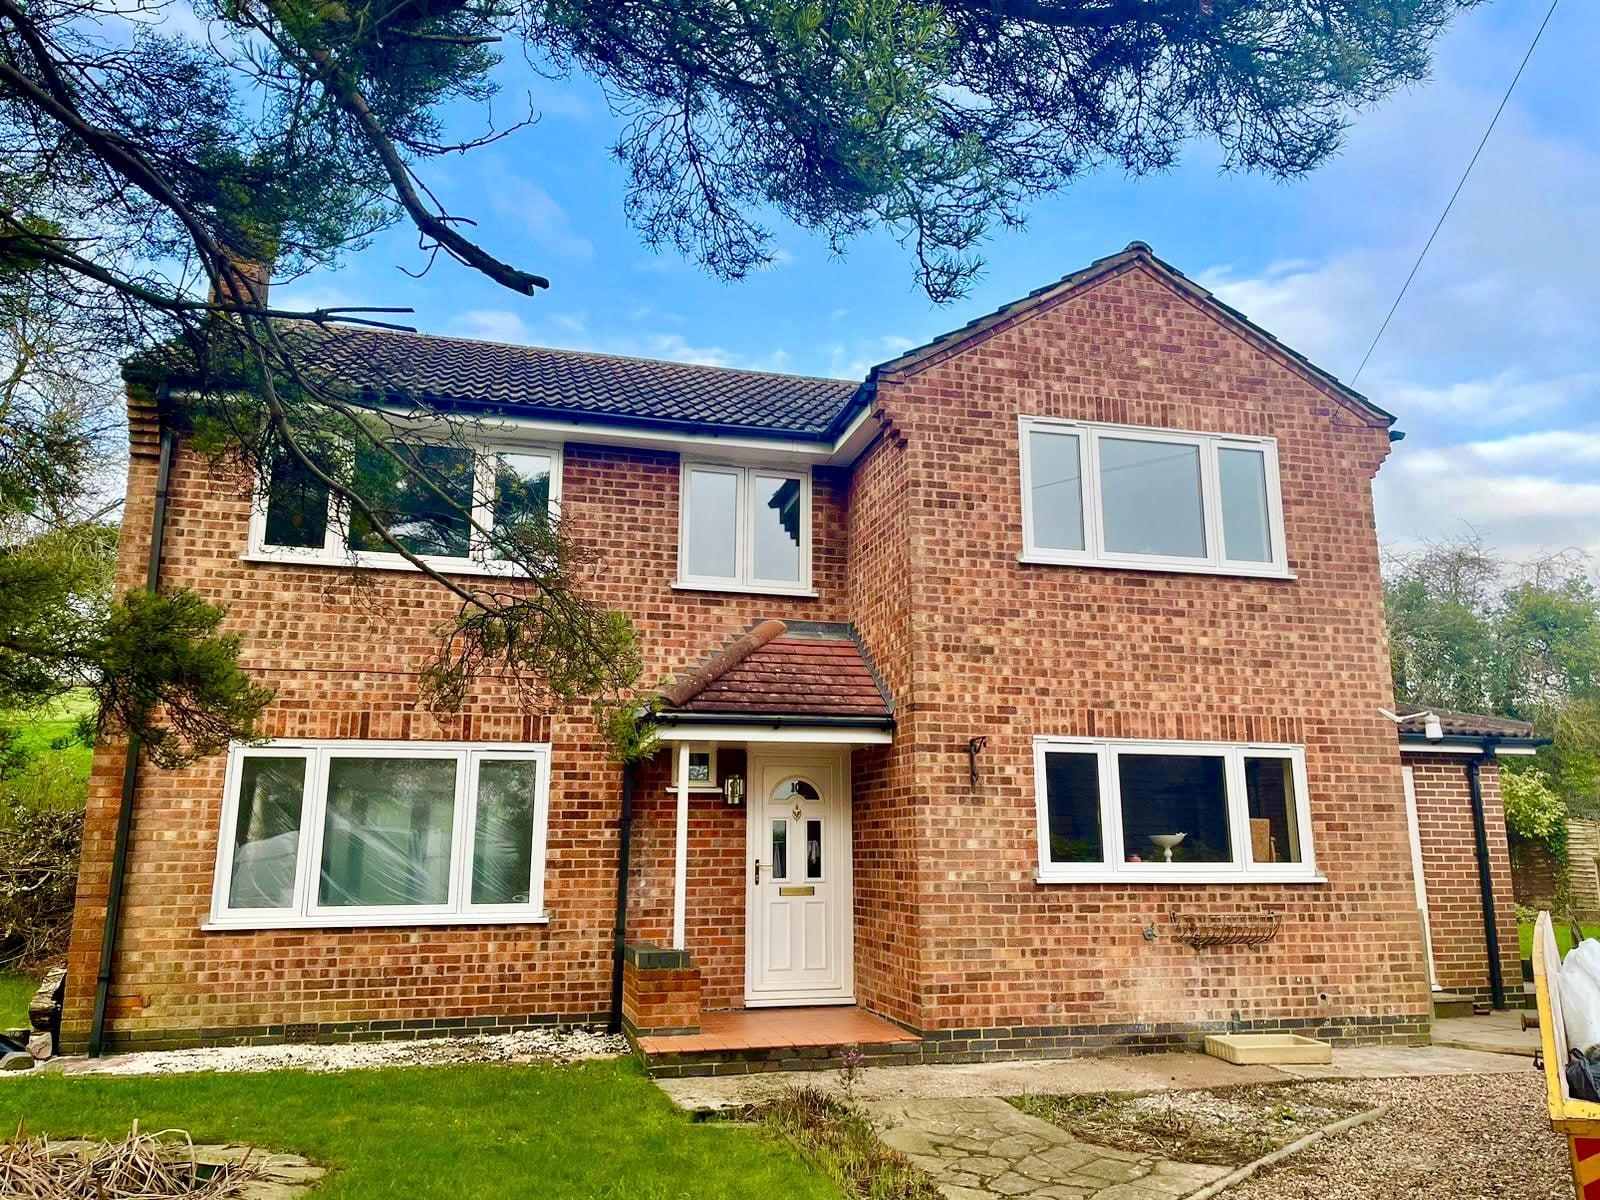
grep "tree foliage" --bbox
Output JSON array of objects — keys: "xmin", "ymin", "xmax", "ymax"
[
  {"xmin": 1385, "ymin": 534, "xmax": 1600, "ymax": 812},
  {"xmin": 0, "ymin": 251, "xmax": 272, "ymax": 767},
  {"xmin": 1501, "ymin": 767, "xmax": 1567, "ymax": 852},
  {"xmin": 0, "ymin": 0, "xmax": 1477, "ymax": 743}
]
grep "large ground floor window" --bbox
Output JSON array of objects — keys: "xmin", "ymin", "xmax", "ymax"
[
  {"xmin": 207, "ymin": 740, "xmax": 552, "ymax": 929},
  {"xmin": 1032, "ymin": 736, "xmax": 1318, "ymax": 884}
]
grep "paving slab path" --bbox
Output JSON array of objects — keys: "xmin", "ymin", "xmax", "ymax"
[{"xmin": 863, "ymin": 1096, "xmax": 1229, "ymax": 1200}]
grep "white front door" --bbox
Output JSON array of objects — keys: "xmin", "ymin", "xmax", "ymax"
[{"xmin": 746, "ymin": 749, "xmax": 853, "ymax": 1006}]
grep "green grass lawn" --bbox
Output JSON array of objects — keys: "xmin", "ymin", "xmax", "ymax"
[
  {"xmin": 2, "ymin": 689, "xmax": 95, "ymax": 803},
  {"xmin": 0, "ymin": 1058, "xmax": 842, "ymax": 1200},
  {"xmin": 0, "ymin": 971, "xmax": 34, "ymax": 1028},
  {"xmin": 1518, "ymin": 918, "xmax": 1600, "ymax": 961}
]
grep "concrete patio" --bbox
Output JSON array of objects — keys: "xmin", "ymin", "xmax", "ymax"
[{"xmin": 659, "ymin": 1040, "xmax": 1536, "ymax": 1111}]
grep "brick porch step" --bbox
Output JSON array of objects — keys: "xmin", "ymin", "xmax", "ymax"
[{"xmin": 634, "ymin": 1006, "xmax": 920, "ymax": 1079}]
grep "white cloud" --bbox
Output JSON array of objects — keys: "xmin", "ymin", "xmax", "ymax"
[
  {"xmin": 445, "ymin": 311, "xmax": 806, "ymax": 374},
  {"xmin": 450, "ymin": 309, "xmax": 533, "ymax": 342},
  {"xmin": 484, "ymin": 175, "xmax": 593, "ymax": 260},
  {"xmin": 1377, "ymin": 453, "xmax": 1600, "ymax": 563}
]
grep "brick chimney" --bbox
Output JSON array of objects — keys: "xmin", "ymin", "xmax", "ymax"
[{"xmin": 210, "ymin": 253, "xmax": 270, "ymax": 310}]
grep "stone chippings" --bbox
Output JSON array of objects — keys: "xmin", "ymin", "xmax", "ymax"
[
  {"xmin": 39, "ymin": 1026, "xmax": 627, "ymax": 1078},
  {"xmin": 1223, "ymin": 1072, "xmax": 1567, "ymax": 1200}
]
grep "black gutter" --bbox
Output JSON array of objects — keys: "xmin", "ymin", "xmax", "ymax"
[
  {"xmin": 654, "ymin": 712, "xmax": 896, "ymax": 730},
  {"xmin": 607, "ymin": 761, "xmax": 637, "ymax": 1035},
  {"xmin": 1466, "ymin": 742, "xmax": 1507, "ymax": 1011},
  {"xmin": 1398, "ymin": 734, "xmax": 1550, "ymax": 753},
  {"xmin": 90, "ymin": 423, "xmax": 175, "ymax": 1056}
]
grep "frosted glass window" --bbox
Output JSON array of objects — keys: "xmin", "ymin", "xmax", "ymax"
[
  {"xmin": 685, "ymin": 468, "xmax": 739, "ymax": 579},
  {"xmin": 679, "ymin": 463, "xmax": 810, "ymax": 591}
]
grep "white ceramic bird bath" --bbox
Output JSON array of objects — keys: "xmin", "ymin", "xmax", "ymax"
[{"xmin": 1149, "ymin": 832, "xmax": 1186, "ymax": 862}]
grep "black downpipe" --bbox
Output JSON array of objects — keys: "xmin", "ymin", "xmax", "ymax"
[
  {"xmin": 89, "ymin": 425, "xmax": 175, "ymax": 1057},
  {"xmin": 607, "ymin": 761, "xmax": 637, "ymax": 1035},
  {"xmin": 1466, "ymin": 751, "xmax": 1507, "ymax": 1011}
]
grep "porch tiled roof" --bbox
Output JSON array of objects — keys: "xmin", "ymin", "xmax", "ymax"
[
  {"xmin": 665, "ymin": 622, "xmax": 891, "ymax": 720},
  {"xmin": 1396, "ymin": 705, "xmax": 1538, "ymax": 740}
]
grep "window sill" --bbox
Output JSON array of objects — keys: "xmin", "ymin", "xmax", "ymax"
[
  {"xmin": 242, "ymin": 550, "xmax": 529, "ymax": 578},
  {"xmin": 672, "ymin": 580, "xmax": 819, "ymax": 599},
  {"xmin": 1034, "ymin": 869, "xmax": 1326, "ymax": 886},
  {"xmin": 1016, "ymin": 553, "xmax": 1295, "ymax": 581},
  {"xmin": 203, "ymin": 911, "xmax": 550, "ymax": 932}
]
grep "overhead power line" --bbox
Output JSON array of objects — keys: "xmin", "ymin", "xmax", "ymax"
[{"xmin": 1351, "ymin": 0, "xmax": 1562, "ymax": 385}]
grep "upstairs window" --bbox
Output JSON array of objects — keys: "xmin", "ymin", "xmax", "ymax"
[
  {"xmin": 249, "ymin": 438, "xmax": 559, "ymax": 573},
  {"xmin": 1019, "ymin": 417, "xmax": 1288, "ymax": 577},
  {"xmin": 677, "ymin": 462, "xmax": 812, "ymax": 595},
  {"xmin": 1033, "ymin": 737, "xmax": 1315, "ymax": 883}
]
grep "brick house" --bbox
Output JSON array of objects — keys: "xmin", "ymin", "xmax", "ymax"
[{"xmin": 63, "ymin": 242, "xmax": 1539, "ymax": 1069}]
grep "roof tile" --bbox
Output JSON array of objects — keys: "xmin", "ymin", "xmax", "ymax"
[{"xmin": 284, "ymin": 325, "xmax": 861, "ymax": 437}]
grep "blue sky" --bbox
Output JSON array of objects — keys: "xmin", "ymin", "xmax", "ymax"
[{"xmin": 268, "ymin": 2, "xmax": 1599, "ymax": 565}]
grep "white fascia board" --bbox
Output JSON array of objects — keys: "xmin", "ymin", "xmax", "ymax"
[
  {"xmin": 450, "ymin": 405, "xmax": 878, "ymax": 467},
  {"xmin": 1397, "ymin": 741, "xmax": 1540, "ymax": 756},
  {"xmin": 655, "ymin": 724, "xmax": 892, "ymax": 745}
]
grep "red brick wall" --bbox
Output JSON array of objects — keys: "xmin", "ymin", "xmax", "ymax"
[
  {"xmin": 844, "ymin": 430, "xmax": 923, "ymax": 1028},
  {"xmin": 62, "ymin": 428, "xmax": 848, "ymax": 1048},
  {"xmin": 869, "ymin": 261, "xmax": 1431, "ymax": 1040},
  {"xmin": 1408, "ymin": 754, "xmax": 1522, "ymax": 1001},
  {"xmin": 623, "ymin": 750, "xmax": 749, "ymax": 1010},
  {"xmin": 1510, "ymin": 834, "xmax": 1560, "ymax": 911}
]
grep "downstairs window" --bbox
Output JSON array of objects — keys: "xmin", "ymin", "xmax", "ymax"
[
  {"xmin": 1033, "ymin": 737, "xmax": 1316, "ymax": 883},
  {"xmin": 209, "ymin": 741, "xmax": 552, "ymax": 929}
]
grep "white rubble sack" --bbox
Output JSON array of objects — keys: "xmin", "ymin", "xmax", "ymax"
[{"xmin": 1562, "ymin": 939, "xmax": 1600, "ymax": 1055}]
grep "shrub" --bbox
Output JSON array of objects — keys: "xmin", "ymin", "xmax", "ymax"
[
  {"xmin": 1503, "ymin": 767, "xmax": 1568, "ymax": 848},
  {"xmin": 0, "ymin": 798, "xmax": 83, "ymax": 970}
]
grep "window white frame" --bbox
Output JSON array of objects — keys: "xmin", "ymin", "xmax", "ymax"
[
  {"xmin": 675, "ymin": 744, "xmax": 720, "ymax": 792},
  {"xmin": 676, "ymin": 461, "xmax": 813, "ymax": 596},
  {"xmin": 1018, "ymin": 416, "xmax": 1290, "ymax": 578},
  {"xmin": 244, "ymin": 438, "xmax": 562, "ymax": 577},
  {"xmin": 206, "ymin": 739, "xmax": 553, "ymax": 930},
  {"xmin": 1032, "ymin": 736, "xmax": 1319, "ymax": 884}
]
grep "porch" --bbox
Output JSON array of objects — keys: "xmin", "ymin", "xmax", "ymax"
[
  {"xmin": 633, "ymin": 1005, "xmax": 920, "ymax": 1078},
  {"xmin": 615, "ymin": 619, "xmax": 900, "ymax": 1077}
]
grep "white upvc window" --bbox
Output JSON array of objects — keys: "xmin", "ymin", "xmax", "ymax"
[
  {"xmin": 676, "ymin": 461, "xmax": 813, "ymax": 595},
  {"xmin": 207, "ymin": 740, "xmax": 553, "ymax": 930},
  {"xmin": 245, "ymin": 438, "xmax": 561, "ymax": 575},
  {"xmin": 1032, "ymin": 736, "xmax": 1318, "ymax": 884},
  {"xmin": 1018, "ymin": 417, "xmax": 1289, "ymax": 578}
]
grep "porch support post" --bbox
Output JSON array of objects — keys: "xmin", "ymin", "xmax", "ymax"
[{"xmin": 672, "ymin": 743, "xmax": 690, "ymax": 950}]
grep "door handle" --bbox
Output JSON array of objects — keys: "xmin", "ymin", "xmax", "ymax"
[{"xmin": 753, "ymin": 858, "xmax": 762, "ymax": 884}]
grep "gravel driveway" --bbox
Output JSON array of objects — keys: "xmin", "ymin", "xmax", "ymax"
[{"xmin": 1226, "ymin": 1072, "xmax": 1568, "ymax": 1200}]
